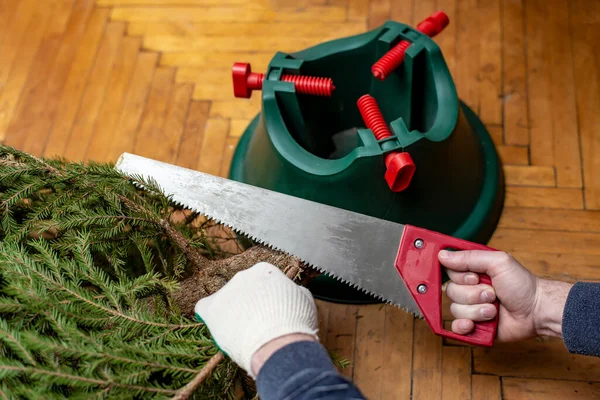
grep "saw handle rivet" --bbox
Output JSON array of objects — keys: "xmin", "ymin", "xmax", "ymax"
[
  {"xmin": 414, "ymin": 239, "xmax": 424, "ymax": 248},
  {"xmin": 417, "ymin": 284, "xmax": 428, "ymax": 294}
]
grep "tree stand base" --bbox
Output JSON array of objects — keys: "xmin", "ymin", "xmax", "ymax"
[{"xmin": 228, "ymin": 20, "xmax": 505, "ymax": 304}]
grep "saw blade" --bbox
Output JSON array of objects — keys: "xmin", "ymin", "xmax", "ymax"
[{"xmin": 115, "ymin": 153, "xmax": 422, "ymax": 316}]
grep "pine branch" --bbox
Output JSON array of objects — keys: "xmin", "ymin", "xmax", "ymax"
[
  {"xmin": 161, "ymin": 218, "xmax": 210, "ymax": 271},
  {"xmin": 0, "ymin": 145, "xmax": 319, "ymax": 397},
  {"xmin": 0, "ymin": 365, "xmax": 179, "ymax": 396},
  {"xmin": 169, "ymin": 352, "xmax": 225, "ymax": 400},
  {"xmin": 3, "ymin": 246, "xmax": 204, "ymax": 331},
  {"xmin": 0, "ymin": 324, "xmax": 37, "ymax": 366},
  {"xmin": 30, "ymin": 340, "xmax": 200, "ymax": 375}
]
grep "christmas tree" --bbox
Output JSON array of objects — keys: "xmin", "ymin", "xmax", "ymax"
[{"xmin": 0, "ymin": 144, "xmax": 322, "ymax": 399}]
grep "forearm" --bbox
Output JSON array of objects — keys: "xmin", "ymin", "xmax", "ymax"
[
  {"xmin": 533, "ymin": 279, "xmax": 573, "ymax": 338},
  {"xmin": 255, "ymin": 340, "xmax": 366, "ymax": 400}
]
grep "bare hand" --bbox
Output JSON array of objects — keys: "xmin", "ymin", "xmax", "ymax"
[{"xmin": 438, "ymin": 250, "xmax": 572, "ymax": 342}]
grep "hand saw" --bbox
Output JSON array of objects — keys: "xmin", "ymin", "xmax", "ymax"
[{"xmin": 115, "ymin": 152, "xmax": 499, "ymax": 347}]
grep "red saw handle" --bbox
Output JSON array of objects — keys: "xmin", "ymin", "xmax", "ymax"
[{"xmin": 395, "ymin": 225, "xmax": 499, "ymax": 346}]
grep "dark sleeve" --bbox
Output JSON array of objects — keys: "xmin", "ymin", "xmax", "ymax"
[
  {"xmin": 562, "ymin": 282, "xmax": 600, "ymax": 357},
  {"xmin": 256, "ymin": 341, "xmax": 366, "ymax": 400}
]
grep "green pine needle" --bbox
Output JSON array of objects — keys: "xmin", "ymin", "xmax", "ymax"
[{"xmin": 0, "ymin": 145, "xmax": 240, "ymax": 398}]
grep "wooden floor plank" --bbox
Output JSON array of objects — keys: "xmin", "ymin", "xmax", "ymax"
[
  {"xmin": 474, "ymin": 338, "xmax": 600, "ymax": 382},
  {"xmin": 316, "ymin": 299, "xmax": 330, "ymax": 344},
  {"xmin": 160, "ymin": 52, "xmax": 271, "ymax": 71},
  {"xmin": 0, "ymin": 0, "xmax": 18, "ymax": 51},
  {"xmin": 472, "ymin": 375, "xmax": 501, "ymax": 400},
  {"xmin": 175, "ymin": 67, "xmax": 229, "ymax": 82},
  {"xmin": 502, "ymin": 0, "xmax": 529, "ymax": 146},
  {"xmin": 2, "ymin": 0, "xmax": 77, "ymax": 148},
  {"xmin": 489, "ymin": 228, "xmax": 600, "ymax": 256},
  {"xmin": 43, "ymin": 8, "xmax": 110, "ymax": 158},
  {"xmin": 526, "ymin": 0, "xmax": 554, "ymax": 168},
  {"xmin": 478, "ymin": 0, "xmax": 502, "ymax": 126},
  {"xmin": 348, "ymin": 0, "xmax": 370, "ymax": 21},
  {"xmin": 197, "ymin": 119, "xmax": 230, "ymax": 175},
  {"xmin": 380, "ymin": 306, "xmax": 413, "ymax": 399},
  {"xmin": 219, "ymin": 136, "xmax": 239, "ymax": 178},
  {"xmin": 497, "ymin": 145, "xmax": 529, "ymax": 165},
  {"xmin": 6, "ymin": 0, "xmax": 96, "ymax": 156},
  {"xmin": 138, "ymin": 82, "xmax": 193, "ymax": 164},
  {"xmin": 435, "ymin": 0, "xmax": 457, "ymax": 78},
  {"xmin": 503, "ymin": 165, "xmax": 555, "ymax": 187},
  {"xmin": 210, "ymin": 98, "xmax": 260, "ymax": 119},
  {"xmin": 98, "ymin": 0, "xmax": 246, "ymax": 4},
  {"xmin": 132, "ymin": 67, "xmax": 176, "ymax": 158},
  {"xmin": 175, "ymin": 101, "xmax": 211, "ymax": 169},
  {"xmin": 547, "ymin": 1, "xmax": 582, "ymax": 188},
  {"xmin": 352, "ymin": 304, "xmax": 386, "ymax": 398},
  {"xmin": 367, "ymin": 0, "xmax": 391, "ymax": 30},
  {"xmin": 143, "ymin": 35, "xmax": 339, "ymax": 53},
  {"xmin": 441, "ymin": 346, "xmax": 471, "ymax": 400},
  {"xmin": 174, "ymin": 68, "xmax": 232, "ymax": 100},
  {"xmin": 487, "ymin": 125, "xmax": 504, "ymax": 146},
  {"xmin": 111, "ymin": 6, "xmax": 348, "ymax": 23},
  {"xmin": 0, "ymin": 0, "xmax": 36, "ymax": 95},
  {"xmin": 229, "ymin": 119, "xmax": 251, "ymax": 138},
  {"xmin": 412, "ymin": 319, "xmax": 443, "ymax": 400},
  {"xmin": 455, "ymin": 0, "xmax": 480, "ymax": 115},
  {"xmin": 353, "ymin": 304, "xmax": 413, "ymax": 400},
  {"xmin": 389, "ymin": 0, "xmax": 413, "ymax": 25},
  {"xmin": 568, "ymin": 0, "xmax": 600, "ymax": 23},
  {"xmin": 2, "ymin": 1, "xmax": 76, "ymax": 147},
  {"xmin": 47, "ymin": 0, "xmax": 77, "ymax": 36},
  {"xmin": 0, "ymin": 4, "xmax": 52, "ymax": 141},
  {"xmin": 63, "ymin": 22, "xmax": 126, "ymax": 161},
  {"xmin": 194, "ymin": 85, "xmax": 235, "ymax": 101},
  {"xmin": 570, "ymin": 18, "xmax": 600, "ymax": 209},
  {"xmin": 318, "ymin": 301, "xmax": 358, "ymax": 380},
  {"xmin": 83, "ymin": 36, "xmax": 141, "ymax": 162},
  {"xmin": 505, "ymin": 186, "xmax": 583, "ymax": 209},
  {"xmin": 413, "ymin": 0, "xmax": 436, "ymax": 23},
  {"xmin": 506, "ymin": 251, "xmax": 600, "ymax": 282},
  {"xmin": 104, "ymin": 52, "xmax": 158, "ymax": 162},
  {"xmin": 498, "ymin": 207, "xmax": 600, "ymax": 233},
  {"xmin": 128, "ymin": 21, "xmax": 364, "ymax": 38},
  {"xmin": 502, "ymin": 377, "xmax": 600, "ymax": 399}
]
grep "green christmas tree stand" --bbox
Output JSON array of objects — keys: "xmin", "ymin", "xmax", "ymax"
[{"xmin": 229, "ymin": 20, "xmax": 505, "ymax": 304}]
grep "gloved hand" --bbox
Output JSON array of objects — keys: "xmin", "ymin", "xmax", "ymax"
[{"xmin": 194, "ymin": 262, "xmax": 319, "ymax": 377}]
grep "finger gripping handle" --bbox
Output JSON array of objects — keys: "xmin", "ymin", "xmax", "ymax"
[{"xmin": 395, "ymin": 225, "xmax": 499, "ymax": 346}]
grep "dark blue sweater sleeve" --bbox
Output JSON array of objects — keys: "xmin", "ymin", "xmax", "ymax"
[
  {"xmin": 562, "ymin": 282, "xmax": 600, "ymax": 357},
  {"xmin": 256, "ymin": 341, "xmax": 366, "ymax": 400}
]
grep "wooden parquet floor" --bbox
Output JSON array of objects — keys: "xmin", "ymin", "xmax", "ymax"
[{"xmin": 1, "ymin": 0, "xmax": 600, "ymax": 398}]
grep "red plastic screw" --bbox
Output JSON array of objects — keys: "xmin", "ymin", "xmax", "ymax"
[
  {"xmin": 357, "ymin": 94, "xmax": 416, "ymax": 192},
  {"xmin": 372, "ymin": 11, "xmax": 450, "ymax": 81},
  {"xmin": 232, "ymin": 62, "xmax": 335, "ymax": 98}
]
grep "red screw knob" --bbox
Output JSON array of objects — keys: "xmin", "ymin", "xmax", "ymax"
[
  {"xmin": 232, "ymin": 62, "xmax": 335, "ymax": 98},
  {"xmin": 357, "ymin": 94, "xmax": 392, "ymax": 140},
  {"xmin": 357, "ymin": 94, "xmax": 416, "ymax": 192},
  {"xmin": 372, "ymin": 11, "xmax": 450, "ymax": 81}
]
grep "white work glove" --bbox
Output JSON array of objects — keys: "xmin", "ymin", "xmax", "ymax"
[{"xmin": 194, "ymin": 262, "xmax": 319, "ymax": 377}]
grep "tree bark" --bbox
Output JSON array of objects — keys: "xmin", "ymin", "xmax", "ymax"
[{"xmin": 171, "ymin": 245, "xmax": 318, "ymax": 318}]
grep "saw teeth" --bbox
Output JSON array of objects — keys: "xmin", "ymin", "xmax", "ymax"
[{"xmin": 125, "ymin": 175, "xmax": 420, "ymax": 315}]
